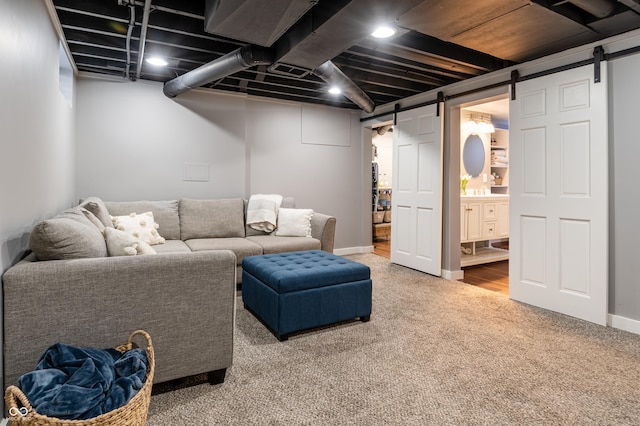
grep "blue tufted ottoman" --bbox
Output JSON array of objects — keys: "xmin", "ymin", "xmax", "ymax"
[{"xmin": 242, "ymin": 250, "xmax": 372, "ymax": 341}]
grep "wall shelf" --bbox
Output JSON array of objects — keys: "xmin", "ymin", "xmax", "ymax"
[{"xmin": 490, "ymin": 128, "xmax": 509, "ymax": 194}]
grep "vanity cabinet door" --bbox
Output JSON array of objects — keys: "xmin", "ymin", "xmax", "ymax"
[
  {"xmin": 461, "ymin": 203, "xmax": 467, "ymax": 241},
  {"xmin": 461, "ymin": 202, "xmax": 481, "ymax": 242},
  {"xmin": 497, "ymin": 202, "xmax": 509, "ymax": 237}
]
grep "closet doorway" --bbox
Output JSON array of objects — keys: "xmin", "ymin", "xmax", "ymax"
[
  {"xmin": 372, "ymin": 124, "xmax": 393, "ymax": 258},
  {"xmin": 458, "ymin": 97, "xmax": 510, "ymax": 295}
]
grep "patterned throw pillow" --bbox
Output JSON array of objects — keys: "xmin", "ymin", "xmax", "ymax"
[{"xmin": 111, "ymin": 212, "xmax": 166, "ymax": 245}]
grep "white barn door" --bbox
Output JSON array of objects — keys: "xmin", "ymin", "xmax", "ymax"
[
  {"xmin": 509, "ymin": 64, "xmax": 608, "ymax": 325},
  {"xmin": 391, "ymin": 104, "xmax": 444, "ymax": 276}
]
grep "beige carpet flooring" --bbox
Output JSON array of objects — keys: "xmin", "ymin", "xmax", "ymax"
[{"xmin": 146, "ymin": 253, "xmax": 640, "ymax": 425}]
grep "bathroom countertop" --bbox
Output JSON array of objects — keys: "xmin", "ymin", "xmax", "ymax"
[{"xmin": 461, "ymin": 193, "xmax": 509, "ymax": 199}]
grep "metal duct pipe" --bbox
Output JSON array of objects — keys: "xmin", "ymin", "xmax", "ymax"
[
  {"xmin": 163, "ymin": 45, "xmax": 273, "ymax": 98},
  {"xmin": 565, "ymin": 0, "xmax": 616, "ymax": 18},
  {"xmin": 135, "ymin": 0, "xmax": 153, "ymax": 79},
  {"xmin": 125, "ymin": 3, "xmax": 135, "ymax": 79},
  {"xmin": 312, "ymin": 61, "xmax": 375, "ymax": 113},
  {"xmin": 377, "ymin": 124, "xmax": 393, "ymax": 135}
]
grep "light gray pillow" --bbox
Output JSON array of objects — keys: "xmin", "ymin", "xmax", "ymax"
[
  {"xmin": 78, "ymin": 197, "xmax": 113, "ymax": 229},
  {"xmin": 29, "ymin": 217, "xmax": 108, "ymax": 260},
  {"xmin": 180, "ymin": 198, "xmax": 245, "ymax": 240},
  {"xmin": 80, "ymin": 208, "xmax": 106, "ymax": 233},
  {"xmin": 61, "ymin": 206, "xmax": 105, "ymax": 233}
]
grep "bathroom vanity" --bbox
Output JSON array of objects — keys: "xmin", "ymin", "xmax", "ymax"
[{"xmin": 461, "ymin": 194, "xmax": 509, "ymax": 267}]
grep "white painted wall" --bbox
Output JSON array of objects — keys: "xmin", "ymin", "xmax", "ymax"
[
  {"xmin": 75, "ymin": 78, "xmax": 368, "ymax": 250},
  {"xmin": 76, "ymin": 78, "xmax": 247, "ymax": 200},
  {"xmin": 609, "ymin": 53, "xmax": 640, "ymax": 320},
  {"xmin": 246, "ymin": 98, "xmax": 366, "ymax": 250},
  {"xmin": 0, "ymin": 0, "xmax": 77, "ymax": 392},
  {"xmin": 0, "ymin": 0, "xmax": 76, "ymax": 270}
]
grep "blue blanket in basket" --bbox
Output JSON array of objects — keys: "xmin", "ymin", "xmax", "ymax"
[{"xmin": 18, "ymin": 343, "xmax": 147, "ymax": 420}]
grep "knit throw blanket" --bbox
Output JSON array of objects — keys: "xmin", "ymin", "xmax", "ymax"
[
  {"xmin": 246, "ymin": 194, "xmax": 283, "ymax": 233},
  {"xmin": 18, "ymin": 343, "xmax": 147, "ymax": 420}
]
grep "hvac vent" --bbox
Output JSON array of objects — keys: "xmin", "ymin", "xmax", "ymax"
[
  {"xmin": 204, "ymin": 0, "xmax": 319, "ymax": 47},
  {"xmin": 268, "ymin": 63, "xmax": 312, "ymax": 78}
]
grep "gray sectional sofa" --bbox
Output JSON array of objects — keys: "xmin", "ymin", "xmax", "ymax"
[{"xmin": 2, "ymin": 196, "xmax": 336, "ymax": 391}]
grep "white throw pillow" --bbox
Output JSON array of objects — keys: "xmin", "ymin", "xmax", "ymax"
[
  {"xmin": 111, "ymin": 211, "xmax": 166, "ymax": 245},
  {"xmin": 104, "ymin": 227, "xmax": 157, "ymax": 256},
  {"xmin": 275, "ymin": 208, "xmax": 314, "ymax": 237}
]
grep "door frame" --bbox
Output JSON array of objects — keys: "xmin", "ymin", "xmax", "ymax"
[
  {"xmin": 360, "ymin": 88, "xmax": 511, "ymax": 279},
  {"xmin": 444, "ymin": 89, "xmax": 510, "ymax": 279},
  {"xmin": 362, "ymin": 119, "xmax": 394, "ymax": 254}
]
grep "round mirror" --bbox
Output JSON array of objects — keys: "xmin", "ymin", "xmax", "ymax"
[{"xmin": 462, "ymin": 134, "xmax": 485, "ymax": 177}]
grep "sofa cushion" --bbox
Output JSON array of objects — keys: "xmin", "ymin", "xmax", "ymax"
[
  {"xmin": 104, "ymin": 227, "xmax": 156, "ymax": 256},
  {"xmin": 152, "ymin": 239, "xmax": 192, "ymax": 253},
  {"xmin": 29, "ymin": 216, "xmax": 108, "ymax": 260},
  {"xmin": 180, "ymin": 198, "xmax": 245, "ymax": 240},
  {"xmin": 185, "ymin": 237, "xmax": 260, "ymax": 265},
  {"xmin": 275, "ymin": 208, "xmax": 314, "ymax": 237},
  {"xmin": 246, "ymin": 235, "xmax": 321, "ymax": 254},
  {"xmin": 104, "ymin": 200, "xmax": 180, "ymax": 240},
  {"xmin": 111, "ymin": 212, "xmax": 166, "ymax": 245},
  {"xmin": 78, "ymin": 197, "xmax": 113, "ymax": 229}
]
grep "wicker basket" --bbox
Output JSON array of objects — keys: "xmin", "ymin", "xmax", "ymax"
[{"xmin": 5, "ymin": 330, "xmax": 154, "ymax": 426}]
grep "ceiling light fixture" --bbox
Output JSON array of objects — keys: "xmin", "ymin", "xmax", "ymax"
[
  {"xmin": 328, "ymin": 86, "xmax": 342, "ymax": 95},
  {"xmin": 146, "ymin": 56, "xmax": 168, "ymax": 66},
  {"xmin": 371, "ymin": 25, "xmax": 396, "ymax": 39}
]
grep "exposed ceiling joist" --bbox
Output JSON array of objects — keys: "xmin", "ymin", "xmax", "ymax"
[{"xmin": 52, "ymin": 0, "xmax": 640, "ymax": 110}]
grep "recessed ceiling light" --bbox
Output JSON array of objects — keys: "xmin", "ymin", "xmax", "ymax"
[
  {"xmin": 146, "ymin": 57, "xmax": 168, "ymax": 66},
  {"xmin": 328, "ymin": 87, "xmax": 341, "ymax": 95},
  {"xmin": 371, "ymin": 25, "xmax": 396, "ymax": 39}
]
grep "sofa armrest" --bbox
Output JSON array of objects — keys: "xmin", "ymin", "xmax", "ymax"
[
  {"xmin": 2, "ymin": 250, "xmax": 237, "ymax": 389},
  {"xmin": 310, "ymin": 213, "xmax": 336, "ymax": 253}
]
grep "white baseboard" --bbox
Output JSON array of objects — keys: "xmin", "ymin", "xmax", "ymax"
[
  {"xmin": 442, "ymin": 269, "xmax": 464, "ymax": 280},
  {"xmin": 333, "ymin": 252, "xmax": 464, "ymax": 282},
  {"xmin": 608, "ymin": 314, "xmax": 640, "ymax": 335},
  {"xmin": 333, "ymin": 246, "xmax": 374, "ymax": 256}
]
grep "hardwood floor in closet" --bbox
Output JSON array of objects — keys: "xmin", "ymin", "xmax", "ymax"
[
  {"xmin": 372, "ymin": 239, "xmax": 509, "ymax": 296},
  {"xmin": 461, "ymin": 261, "xmax": 509, "ymax": 295},
  {"xmin": 372, "ymin": 238, "xmax": 390, "ymax": 259}
]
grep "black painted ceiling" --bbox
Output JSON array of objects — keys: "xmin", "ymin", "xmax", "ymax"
[{"xmin": 52, "ymin": 0, "xmax": 640, "ymax": 110}]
